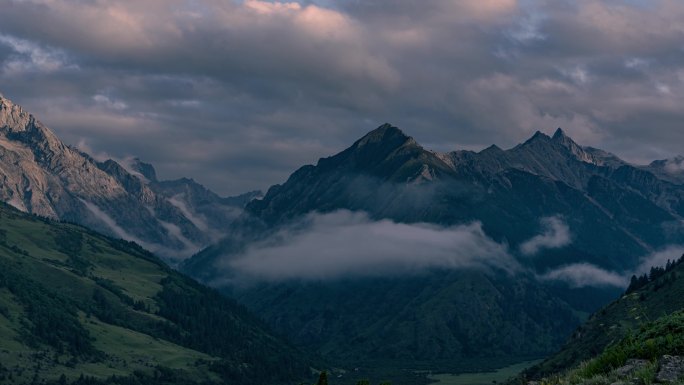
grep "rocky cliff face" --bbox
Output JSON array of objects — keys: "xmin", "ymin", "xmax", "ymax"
[{"xmin": 0, "ymin": 95, "xmax": 247, "ymax": 261}]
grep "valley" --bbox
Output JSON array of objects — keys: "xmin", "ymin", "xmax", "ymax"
[
  {"xmin": 428, "ymin": 360, "xmax": 542, "ymax": 385},
  {"xmin": 183, "ymin": 123, "xmax": 684, "ymax": 377},
  {"xmin": 0, "ymin": 94, "xmax": 684, "ymax": 384},
  {"xmin": 2, "ymin": 1, "xmax": 684, "ymax": 384}
]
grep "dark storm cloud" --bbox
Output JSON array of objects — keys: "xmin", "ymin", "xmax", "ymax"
[{"xmin": 0, "ymin": 0, "xmax": 683, "ymax": 194}]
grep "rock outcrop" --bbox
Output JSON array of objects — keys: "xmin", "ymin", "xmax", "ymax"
[{"xmin": 656, "ymin": 355, "xmax": 684, "ymax": 383}]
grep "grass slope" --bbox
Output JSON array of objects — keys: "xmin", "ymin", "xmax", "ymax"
[
  {"xmin": 521, "ymin": 255, "xmax": 684, "ymax": 381},
  {"xmin": 0, "ymin": 203, "xmax": 311, "ymax": 385},
  {"xmin": 525, "ymin": 310, "xmax": 684, "ymax": 385}
]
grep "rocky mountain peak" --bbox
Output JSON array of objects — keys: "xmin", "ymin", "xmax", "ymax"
[
  {"xmin": 522, "ymin": 128, "xmax": 577, "ymax": 150},
  {"xmin": 517, "ymin": 128, "xmax": 614, "ymax": 167},
  {"xmin": 551, "ymin": 127, "xmax": 581, "ymax": 151},
  {"xmin": 0, "ymin": 93, "xmax": 13, "ymax": 107},
  {"xmin": 131, "ymin": 158, "xmax": 158, "ymax": 182},
  {"xmin": 324, "ymin": 122, "xmax": 424, "ymax": 172},
  {"xmin": 520, "ymin": 130, "xmax": 553, "ymax": 148},
  {"xmin": 355, "ymin": 123, "xmax": 410, "ymax": 148},
  {"xmin": 0, "ymin": 94, "xmax": 32, "ymax": 132},
  {"xmin": 0, "ymin": 94, "xmax": 64, "ymax": 153},
  {"xmin": 0, "ymin": 92, "xmax": 247, "ymax": 260},
  {"xmin": 481, "ymin": 144, "xmax": 504, "ymax": 153},
  {"xmin": 552, "ymin": 127, "xmax": 568, "ymax": 140}
]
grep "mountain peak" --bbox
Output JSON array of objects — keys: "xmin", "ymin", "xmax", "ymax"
[
  {"xmin": 311, "ymin": 123, "xmax": 428, "ymax": 179},
  {"xmin": 0, "ymin": 94, "xmax": 30, "ymax": 130},
  {"xmin": 0, "ymin": 92, "xmax": 13, "ymax": 105},
  {"xmin": 551, "ymin": 127, "xmax": 578, "ymax": 148},
  {"xmin": 0, "ymin": 94, "xmax": 66, "ymax": 157},
  {"xmin": 481, "ymin": 144, "xmax": 504, "ymax": 154},
  {"xmin": 0, "ymin": 93, "xmax": 25, "ymax": 116},
  {"xmin": 552, "ymin": 127, "xmax": 567, "ymax": 140},
  {"xmin": 551, "ymin": 127, "xmax": 586, "ymax": 153},
  {"xmin": 522, "ymin": 130, "xmax": 551, "ymax": 146},
  {"xmin": 356, "ymin": 123, "xmax": 410, "ymax": 147},
  {"xmin": 131, "ymin": 158, "xmax": 158, "ymax": 182}
]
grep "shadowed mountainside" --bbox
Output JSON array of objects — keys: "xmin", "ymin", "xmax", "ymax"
[{"xmin": 182, "ymin": 123, "xmax": 684, "ymax": 372}]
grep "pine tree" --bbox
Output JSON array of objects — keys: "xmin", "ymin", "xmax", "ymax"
[
  {"xmin": 316, "ymin": 371, "xmax": 328, "ymax": 385},
  {"xmin": 627, "ymin": 275, "xmax": 639, "ymax": 294}
]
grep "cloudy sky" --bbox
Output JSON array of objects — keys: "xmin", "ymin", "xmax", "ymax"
[{"xmin": 1, "ymin": 0, "xmax": 683, "ymax": 195}]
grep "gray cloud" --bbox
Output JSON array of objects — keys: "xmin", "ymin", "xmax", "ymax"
[
  {"xmin": 1, "ymin": 0, "xmax": 684, "ymax": 194},
  {"xmin": 664, "ymin": 158, "xmax": 684, "ymax": 174},
  {"xmin": 540, "ymin": 245, "xmax": 684, "ymax": 288},
  {"xmin": 80, "ymin": 198, "xmax": 201, "ymax": 262},
  {"xmin": 216, "ymin": 210, "xmax": 682, "ymax": 285},
  {"xmin": 223, "ymin": 210, "xmax": 519, "ymax": 281},
  {"xmin": 538, "ymin": 263, "xmax": 627, "ymax": 288},
  {"xmin": 520, "ymin": 216, "xmax": 571, "ymax": 256},
  {"xmin": 634, "ymin": 245, "xmax": 684, "ymax": 276},
  {"xmin": 0, "ymin": 34, "xmax": 77, "ymax": 74}
]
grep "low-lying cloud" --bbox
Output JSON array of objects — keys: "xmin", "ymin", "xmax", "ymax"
[
  {"xmin": 633, "ymin": 245, "xmax": 684, "ymax": 276},
  {"xmin": 520, "ymin": 216, "xmax": 571, "ymax": 256},
  {"xmin": 665, "ymin": 158, "xmax": 684, "ymax": 174},
  {"xmin": 80, "ymin": 198, "xmax": 199, "ymax": 263},
  {"xmin": 217, "ymin": 210, "xmax": 683, "ymax": 287},
  {"xmin": 538, "ymin": 263, "xmax": 626, "ymax": 288},
  {"xmin": 539, "ymin": 245, "xmax": 684, "ymax": 288},
  {"xmin": 225, "ymin": 210, "xmax": 519, "ymax": 281}
]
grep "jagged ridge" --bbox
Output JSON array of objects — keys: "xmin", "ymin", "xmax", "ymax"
[
  {"xmin": 183, "ymin": 122, "xmax": 684, "ymax": 374},
  {"xmin": 0, "ymin": 94, "xmax": 251, "ymax": 261}
]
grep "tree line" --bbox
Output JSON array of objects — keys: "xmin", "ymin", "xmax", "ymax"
[{"xmin": 626, "ymin": 254, "xmax": 684, "ymax": 294}]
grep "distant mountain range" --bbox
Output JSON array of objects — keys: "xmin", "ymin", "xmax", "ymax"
[{"xmin": 0, "ymin": 95, "xmax": 258, "ymax": 261}]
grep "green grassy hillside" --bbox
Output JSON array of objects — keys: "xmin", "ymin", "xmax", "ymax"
[
  {"xmin": 523, "ymin": 310, "xmax": 684, "ymax": 385},
  {"xmin": 521, "ymin": 255, "xmax": 684, "ymax": 381},
  {"xmin": 0, "ymin": 203, "xmax": 311, "ymax": 385}
]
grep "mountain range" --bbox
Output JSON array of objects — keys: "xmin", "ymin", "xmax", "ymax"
[
  {"xmin": 2, "ymin": 93, "xmax": 684, "ymax": 382},
  {"xmin": 180, "ymin": 123, "xmax": 684, "ymax": 374},
  {"xmin": 240, "ymin": 124, "xmax": 683, "ymax": 269},
  {"xmin": 0, "ymin": 95, "xmax": 257, "ymax": 262}
]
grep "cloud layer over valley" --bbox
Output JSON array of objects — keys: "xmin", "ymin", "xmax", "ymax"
[
  {"xmin": 224, "ymin": 210, "xmax": 520, "ymax": 281},
  {"xmin": 220, "ymin": 211, "xmax": 684, "ymax": 289}
]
